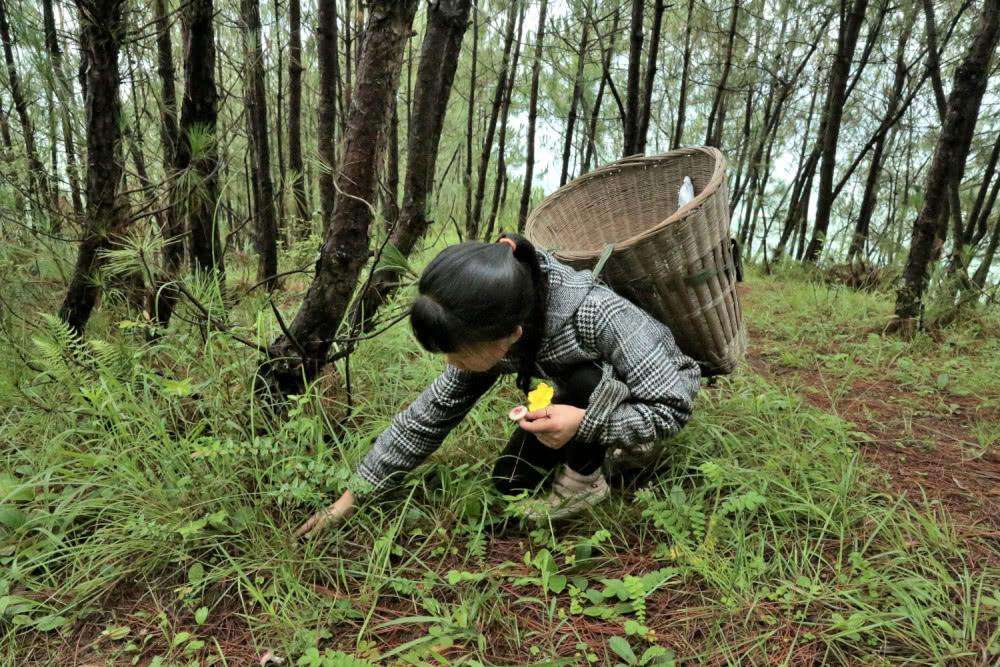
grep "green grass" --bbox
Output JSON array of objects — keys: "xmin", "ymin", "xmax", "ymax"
[{"xmin": 1, "ymin": 249, "xmax": 998, "ymax": 665}]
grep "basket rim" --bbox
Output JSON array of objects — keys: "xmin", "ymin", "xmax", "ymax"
[{"xmin": 524, "ymin": 146, "xmax": 727, "ymax": 262}]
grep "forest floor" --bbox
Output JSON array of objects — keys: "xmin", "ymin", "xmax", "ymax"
[
  {"xmin": 2, "ymin": 263, "xmax": 998, "ymax": 665},
  {"xmin": 742, "ymin": 280, "xmax": 1000, "ymax": 539}
]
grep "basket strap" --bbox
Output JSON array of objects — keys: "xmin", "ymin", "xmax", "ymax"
[
  {"xmin": 682, "ymin": 239, "xmax": 744, "ymax": 286},
  {"xmin": 587, "ymin": 238, "xmax": 743, "ymax": 287},
  {"xmin": 591, "ymin": 243, "xmax": 615, "ymax": 282}
]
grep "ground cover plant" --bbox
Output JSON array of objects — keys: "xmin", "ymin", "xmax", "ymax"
[
  {"xmin": 2, "ymin": 0, "xmax": 1000, "ymax": 663},
  {"xmin": 2, "ymin": 246, "xmax": 997, "ymax": 665}
]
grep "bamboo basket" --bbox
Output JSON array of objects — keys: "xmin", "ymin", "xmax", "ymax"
[{"xmin": 525, "ymin": 147, "xmax": 746, "ymax": 376}]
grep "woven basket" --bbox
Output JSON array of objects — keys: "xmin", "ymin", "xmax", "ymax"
[{"xmin": 525, "ymin": 147, "xmax": 746, "ymax": 376}]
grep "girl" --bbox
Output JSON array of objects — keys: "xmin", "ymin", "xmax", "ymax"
[{"xmin": 296, "ymin": 234, "xmax": 701, "ymax": 537}]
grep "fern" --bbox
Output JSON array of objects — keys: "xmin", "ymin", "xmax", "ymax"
[
  {"xmin": 638, "ymin": 486, "xmax": 706, "ymax": 546},
  {"xmin": 720, "ymin": 490, "xmax": 767, "ymax": 515},
  {"xmin": 32, "ymin": 313, "xmax": 86, "ymax": 378}
]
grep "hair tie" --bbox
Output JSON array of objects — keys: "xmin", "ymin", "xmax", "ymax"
[{"xmin": 497, "ymin": 237, "xmax": 517, "ymax": 251}]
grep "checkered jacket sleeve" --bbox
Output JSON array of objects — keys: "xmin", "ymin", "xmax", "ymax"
[
  {"xmin": 574, "ymin": 287, "xmax": 701, "ymax": 448},
  {"xmin": 354, "ymin": 364, "xmax": 499, "ymax": 494}
]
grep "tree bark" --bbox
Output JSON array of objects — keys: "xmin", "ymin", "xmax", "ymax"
[
  {"xmin": 672, "ymin": 0, "xmax": 696, "ymax": 149},
  {"xmin": 317, "ymin": 0, "xmax": 338, "ymax": 233},
  {"xmin": 241, "ymin": 0, "xmax": 279, "ymax": 291},
  {"xmin": 265, "ymin": 0, "xmax": 419, "ymax": 394},
  {"xmin": 971, "ymin": 215, "xmax": 1000, "ymax": 289},
  {"xmin": 148, "ymin": 0, "xmax": 186, "ymax": 326},
  {"xmin": 582, "ymin": 5, "xmax": 619, "ymax": 175},
  {"xmin": 464, "ymin": 9, "xmax": 478, "ymax": 231},
  {"xmin": 636, "ymin": 0, "xmax": 665, "ymax": 154},
  {"xmin": 891, "ymin": 0, "xmax": 999, "ymax": 331},
  {"xmin": 179, "ymin": 0, "xmax": 225, "ymax": 280},
  {"xmin": 288, "ymin": 0, "xmax": 309, "ymax": 235},
  {"xmin": 383, "ymin": 98, "xmax": 401, "ymax": 226},
  {"xmin": 344, "ymin": 0, "xmax": 353, "ymax": 117},
  {"xmin": 486, "ymin": 2, "xmax": 525, "ymax": 238},
  {"xmin": 622, "ymin": 0, "xmax": 643, "ymax": 156},
  {"xmin": 517, "ymin": 0, "xmax": 548, "ymax": 231},
  {"xmin": 919, "ymin": 0, "xmax": 960, "ymax": 267},
  {"xmin": 560, "ymin": 17, "xmax": 589, "ymax": 186},
  {"xmin": 272, "ymin": 0, "xmax": 288, "ymax": 242},
  {"xmin": 0, "ymin": 95, "xmax": 12, "ymax": 153},
  {"xmin": 0, "ymin": 0, "xmax": 51, "ymax": 215},
  {"xmin": 802, "ymin": 0, "xmax": 870, "ymax": 263},
  {"xmin": 58, "ymin": 0, "xmax": 126, "ymax": 335},
  {"xmin": 468, "ymin": 1, "xmax": 518, "ymax": 239},
  {"xmin": 964, "ymin": 130, "xmax": 1000, "ymax": 246},
  {"xmin": 846, "ymin": 5, "xmax": 914, "ymax": 265},
  {"xmin": 354, "ymin": 0, "xmax": 471, "ymax": 329},
  {"xmin": 705, "ymin": 0, "xmax": 740, "ymax": 148},
  {"xmin": 42, "ymin": 0, "xmax": 83, "ymax": 219}
]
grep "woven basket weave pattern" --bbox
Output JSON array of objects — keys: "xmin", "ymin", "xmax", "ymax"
[{"xmin": 525, "ymin": 147, "xmax": 747, "ymax": 375}]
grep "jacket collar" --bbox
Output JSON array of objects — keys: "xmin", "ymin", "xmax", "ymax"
[{"xmin": 537, "ymin": 249, "xmax": 596, "ymax": 340}]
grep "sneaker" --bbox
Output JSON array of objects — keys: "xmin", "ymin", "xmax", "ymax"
[
  {"xmin": 606, "ymin": 443, "xmax": 655, "ymax": 469},
  {"xmin": 603, "ymin": 444, "xmax": 659, "ymax": 488},
  {"xmin": 517, "ymin": 465, "xmax": 610, "ymax": 521}
]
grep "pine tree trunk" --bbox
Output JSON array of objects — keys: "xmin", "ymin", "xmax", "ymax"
[
  {"xmin": 705, "ymin": 0, "xmax": 740, "ymax": 148},
  {"xmin": 0, "ymin": 0, "xmax": 52, "ymax": 216},
  {"xmin": 288, "ymin": 0, "xmax": 309, "ymax": 236},
  {"xmin": 0, "ymin": 95, "xmax": 12, "ymax": 152},
  {"xmin": 847, "ymin": 7, "xmax": 913, "ymax": 265},
  {"xmin": 773, "ymin": 74, "xmax": 819, "ymax": 262},
  {"xmin": 272, "ymin": 0, "xmax": 288, "ymax": 244},
  {"xmin": 264, "ymin": 0, "xmax": 419, "ymax": 394},
  {"xmin": 179, "ymin": 0, "xmax": 225, "ymax": 280},
  {"xmin": 582, "ymin": 6, "xmax": 619, "ymax": 175},
  {"xmin": 42, "ymin": 0, "xmax": 83, "ymax": 219},
  {"xmin": 636, "ymin": 0, "xmax": 665, "ymax": 155},
  {"xmin": 464, "ymin": 10, "xmax": 478, "ymax": 232},
  {"xmin": 517, "ymin": 0, "xmax": 548, "ymax": 231},
  {"xmin": 971, "ymin": 215, "xmax": 1000, "ymax": 289},
  {"xmin": 58, "ymin": 0, "xmax": 126, "ymax": 335},
  {"xmin": 384, "ymin": 99, "xmax": 401, "ymax": 227},
  {"xmin": 964, "ymin": 130, "xmax": 1000, "ymax": 246},
  {"xmin": 622, "ymin": 0, "xmax": 643, "ymax": 156},
  {"xmin": 241, "ymin": 0, "xmax": 279, "ymax": 290},
  {"xmin": 891, "ymin": 0, "xmax": 999, "ymax": 332},
  {"xmin": 560, "ymin": 18, "xmax": 589, "ymax": 186},
  {"xmin": 332, "ymin": 0, "xmax": 343, "ymax": 140},
  {"xmin": 468, "ymin": 2, "xmax": 518, "ymax": 239},
  {"xmin": 317, "ymin": 0, "xmax": 338, "ymax": 233},
  {"xmin": 672, "ymin": 0, "xmax": 695, "ymax": 149},
  {"xmin": 344, "ymin": 0, "xmax": 353, "ymax": 117},
  {"xmin": 354, "ymin": 0, "xmax": 471, "ymax": 330},
  {"xmin": 150, "ymin": 0, "xmax": 184, "ymax": 326},
  {"xmin": 803, "ymin": 0, "xmax": 870, "ymax": 263},
  {"xmin": 486, "ymin": 3, "xmax": 525, "ymax": 239}
]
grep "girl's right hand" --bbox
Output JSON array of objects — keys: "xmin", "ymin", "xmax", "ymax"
[{"xmin": 295, "ymin": 489, "xmax": 356, "ymax": 539}]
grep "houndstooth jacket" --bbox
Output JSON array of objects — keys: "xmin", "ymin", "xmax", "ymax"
[{"xmin": 353, "ymin": 250, "xmax": 702, "ymax": 494}]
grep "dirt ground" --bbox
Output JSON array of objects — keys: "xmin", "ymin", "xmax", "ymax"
[{"xmin": 745, "ymin": 312, "xmax": 1000, "ymax": 543}]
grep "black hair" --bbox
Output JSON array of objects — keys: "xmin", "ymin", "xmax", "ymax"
[{"xmin": 410, "ymin": 233, "xmax": 548, "ymax": 394}]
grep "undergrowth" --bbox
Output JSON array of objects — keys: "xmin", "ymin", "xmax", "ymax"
[{"xmin": 1, "ymin": 250, "xmax": 998, "ymax": 665}]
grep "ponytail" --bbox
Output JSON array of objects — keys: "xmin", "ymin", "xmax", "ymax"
[{"xmin": 499, "ymin": 233, "xmax": 548, "ymax": 394}]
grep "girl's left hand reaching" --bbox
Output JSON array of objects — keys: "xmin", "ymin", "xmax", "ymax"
[
  {"xmin": 296, "ymin": 489, "xmax": 356, "ymax": 539},
  {"xmin": 518, "ymin": 404, "xmax": 586, "ymax": 448}
]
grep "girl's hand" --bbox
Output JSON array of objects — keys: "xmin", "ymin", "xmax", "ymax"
[
  {"xmin": 296, "ymin": 489, "xmax": 356, "ymax": 539},
  {"xmin": 518, "ymin": 404, "xmax": 586, "ymax": 449}
]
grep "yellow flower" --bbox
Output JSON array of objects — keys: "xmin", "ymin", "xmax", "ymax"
[{"xmin": 527, "ymin": 382, "xmax": 554, "ymax": 412}]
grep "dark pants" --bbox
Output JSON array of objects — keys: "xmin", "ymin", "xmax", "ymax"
[{"xmin": 492, "ymin": 362, "xmax": 605, "ymax": 494}]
